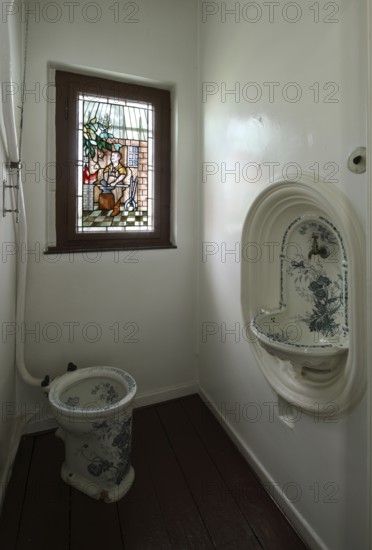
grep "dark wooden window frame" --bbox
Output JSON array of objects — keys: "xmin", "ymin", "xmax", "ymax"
[{"xmin": 47, "ymin": 71, "xmax": 173, "ymax": 253}]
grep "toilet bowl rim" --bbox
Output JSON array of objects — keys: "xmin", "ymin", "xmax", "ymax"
[{"xmin": 48, "ymin": 366, "xmax": 137, "ymax": 417}]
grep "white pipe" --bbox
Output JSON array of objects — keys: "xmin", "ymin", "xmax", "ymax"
[
  {"xmin": 15, "ymin": 167, "xmax": 44, "ymax": 386},
  {"xmin": 1, "ymin": 3, "xmax": 43, "ymax": 386},
  {"xmin": 0, "ymin": 10, "xmax": 18, "ymax": 161}
]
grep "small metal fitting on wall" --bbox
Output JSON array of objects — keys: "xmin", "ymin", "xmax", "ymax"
[
  {"xmin": 2, "ymin": 179, "xmax": 19, "ymax": 219},
  {"xmin": 2, "ymin": 161, "xmax": 21, "ymax": 221},
  {"xmin": 347, "ymin": 147, "xmax": 366, "ymax": 174}
]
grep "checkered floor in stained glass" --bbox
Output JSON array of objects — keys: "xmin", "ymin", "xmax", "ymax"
[{"xmin": 83, "ymin": 208, "xmax": 148, "ymax": 228}]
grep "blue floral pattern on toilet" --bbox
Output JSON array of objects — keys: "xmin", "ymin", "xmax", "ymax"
[
  {"xmin": 91, "ymin": 382, "xmax": 120, "ymax": 404},
  {"xmin": 65, "ymin": 382, "xmax": 121, "ymax": 409},
  {"xmin": 76, "ymin": 412, "xmax": 132, "ymax": 485},
  {"xmin": 48, "ymin": 366, "xmax": 137, "ymax": 502},
  {"xmin": 66, "ymin": 396, "xmax": 80, "ymax": 407}
]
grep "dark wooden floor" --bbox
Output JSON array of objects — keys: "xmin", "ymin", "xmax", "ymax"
[{"xmin": 0, "ymin": 394, "xmax": 308, "ymax": 550}]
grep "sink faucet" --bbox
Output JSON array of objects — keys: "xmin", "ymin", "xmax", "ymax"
[{"xmin": 308, "ymin": 234, "xmax": 330, "ymax": 259}]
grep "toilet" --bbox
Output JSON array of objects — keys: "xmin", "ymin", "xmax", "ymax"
[{"xmin": 47, "ymin": 366, "xmax": 137, "ymax": 503}]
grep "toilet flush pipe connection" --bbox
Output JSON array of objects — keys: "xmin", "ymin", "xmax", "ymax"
[
  {"xmin": 14, "ymin": 163, "xmax": 44, "ymax": 387},
  {"xmin": 12, "ymin": 158, "xmax": 77, "ymax": 388}
]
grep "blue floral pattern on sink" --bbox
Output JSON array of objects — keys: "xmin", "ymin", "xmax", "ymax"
[
  {"xmin": 252, "ymin": 215, "xmax": 348, "ymax": 345},
  {"xmin": 287, "ymin": 261, "xmax": 344, "ymax": 337},
  {"xmin": 277, "ymin": 215, "xmax": 348, "ymax": 342}
]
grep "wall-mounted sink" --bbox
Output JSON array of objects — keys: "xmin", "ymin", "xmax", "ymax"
[
  {"xmin": 251, "ymin": 214, "xmax": 349, "ymax": 381},
  {"xmin": 241, "ymin": 176, "xmax": 365, "ymax": 414},
  {"xmin": 252, "ymin": 309, "xmax": 348, "ymax": 380}
]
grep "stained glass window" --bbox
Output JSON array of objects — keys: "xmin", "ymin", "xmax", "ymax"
[
  {"xmin": 50, "ymin": 71, "xmax": 172, "ymax": 252},
  {"xmin": 77, "ymin": 95, "xmax": 154, "ymax": 233}
]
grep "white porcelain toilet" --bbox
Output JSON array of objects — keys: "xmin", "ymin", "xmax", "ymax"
[{"xmin": 47, "ymin": 366, "xmax": 137, "ymax": 503}]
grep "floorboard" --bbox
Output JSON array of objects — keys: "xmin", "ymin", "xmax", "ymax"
[
  {"xmin": 181, "ymin": 394, "xmax": 307, "ymax": 550},
  {"xmin": 70, "ymin": 490, "xmax": 123, "ymax": 550},
  {"xmin": 134, "ymin": 406, "xmax": 214, "ymax": 549},
  {"xmin": 118, "ymin": 410, "xmax": 173, "ymax": 550},
  {"xmin": 156, "ymin": 400, "xmax": 263, "ymax": 550},
  {"xmin": 0, "ymin": 395, "xmax": 309, "ymax": 550},
  {"xmin": 0, "ymin": 436, "xmax": 33, "ymax": 549},
  {"xmin": 16, "ymin": 432, "xmax": 70, "ymax": 550}
]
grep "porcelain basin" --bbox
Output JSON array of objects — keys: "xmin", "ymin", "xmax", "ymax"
[{"xmin": 252, "ymin": 309, "xmax": 348, "ymax": 374}]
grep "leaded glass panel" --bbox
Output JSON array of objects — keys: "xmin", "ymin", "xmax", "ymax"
[{"xmin": 77, "ymin": 94, "xmax": 154, "ymax": 233}]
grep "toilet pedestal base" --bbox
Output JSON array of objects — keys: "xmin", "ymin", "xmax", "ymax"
[{"xmin": 60, "ymin": 462, "xmax": 135, "ymax": 503}]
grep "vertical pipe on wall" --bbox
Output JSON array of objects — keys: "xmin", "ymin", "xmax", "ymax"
[{"xmin": 1, "ymin": 0, "xmax": 43, "ymax": 387}]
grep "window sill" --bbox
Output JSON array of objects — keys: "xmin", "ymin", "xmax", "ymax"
[{"xmin": 44, "ymin": 243, "xmax": 177, "ymax": 255}]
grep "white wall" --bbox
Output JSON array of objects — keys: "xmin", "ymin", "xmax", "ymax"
[
  {"xmin": 0, "ymin": 146, "xmax": 18, "ymax": 505},
  {"xmin": 198, "ymin": 1, "xmax": 368, "ymax": 549},
  {"xmin": 3, "ymin": 1, "xmax": 369, "ymax": 547},
  {"xmin": 18, "ymin": 0, "xmax": 199, "ymax": 413},
  {"xmin": 0, "ymin": 2, "xmax": 24, "ymax": 507}
]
